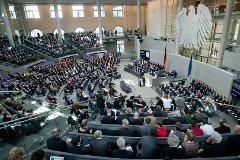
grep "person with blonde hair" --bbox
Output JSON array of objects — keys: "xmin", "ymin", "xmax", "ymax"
[
  {"xmin": 8, "ymin": 147, "xmax": 24, "ymax": 160},
  {"xmin": 126, "ymin": 107, "xmax": 133, "ymax": 117},
  {"xmin": 214, "ymin": 118, "xmax": 231, "ymax": 134},
  {"xmin": 78, "ymin": 119, "xmax": 93, "ymax": 134},
  {"xmin": 182, "ymin": 130, "xmax": 199, "ymax": 158}
]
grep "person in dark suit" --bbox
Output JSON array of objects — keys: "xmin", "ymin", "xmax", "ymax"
[
  {"xmin": 96, "ymin": 90, "xmax": 105, "ymax": 115},
  {"xmin": 89, "ymin": 130, "xmax": 110, "ymax": 157},
  {"xmin": 137, "ymin": 127, "xmax": 159, "ymax": 159},
  {"xmin": 155, "ymin": 96, "xmax": 164, "ymax": 111},
  {"xmin": 154, "ymin": 105, "xmax": 164, "ymax": 117},
  {"xmin": 158, "ymin": 133, "xmax": 185, "ymax": 159},
  {"xmin": 162, "ymin": 112, "xmax": 175, "ymax": 125},
  {"xmin": 115, "ymin": 109, "xmax": 130, "ymax": 124},
  {"xmin": 130, "ymin": 112, "xmax": 143, "ymax": 125},
  {"xmin": 118, "ymin": 119, "xmax": 135, "ymax": 136},
  {"xmin": 226, "ymin": 125, "xmax": 240, "ymax": 156},
  {"xmin": 198, "ymin": 131, "xmax": 226, "ymax": 158},
  {"xmin": 102, "ymin": 109, "xmax": 115, "ymax": 124},
  {"xmin": 138, "ymin": 117, "xmax": 152, "ymax": 136},
  {"xmin": 47, "ymin": 128, "xmax": 67, "ymax": 152},
  {"xmin": 214, "ymin": 118, "xmax": 231, "ymax": 134},
  {"xmin": 67, "ymin": 135, "xmax": 90, "ymax": 154},
  {"xmin": 112, "ymin": 137, "xmax": 135, "ymax": 158},
  {"xmin": 192, "ymin": 108, "xmax": 208, "ymax": 123}
]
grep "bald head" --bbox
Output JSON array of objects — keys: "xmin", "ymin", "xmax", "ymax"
[
  {"xmin": 134, "ymin": 112, "xmax": 139, "ymax": 119},
  {"xmin": 234, "ymin": 125, "xmax": 240, "ymax": 134}
]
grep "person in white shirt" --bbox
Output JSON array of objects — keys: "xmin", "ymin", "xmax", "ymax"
[
  {"xmin": 200, "ymin": 119, "xmax": 214, "ymax": 135},
  {"xmin": 162, "ymin": 94, "xmax": 172, "ymax": 111}
]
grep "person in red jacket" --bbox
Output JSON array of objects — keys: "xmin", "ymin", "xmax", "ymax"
[
  {"xmin": 156, "ymin": 120, "xmax": 167, "ymax": 137},
  {"xmin": 190, "ymin": 120, "xmax": 203, "ymax": 136}
]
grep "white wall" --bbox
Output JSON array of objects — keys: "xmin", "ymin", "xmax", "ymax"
[
  {"xmin": 150, "ymin": 49, "xmax": 237, "ymax": 98},
  {"xmin": 222, "ymin": 50, "xmax": 240, "ymax": 71},
  {"xmin": 140, "ymin": 36, "xmax": 175, "ymax": 53}
]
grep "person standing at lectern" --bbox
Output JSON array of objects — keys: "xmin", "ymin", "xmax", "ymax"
[{"xmin": 142, "ymin": 75, "xmax": 145, "ymax": 86}]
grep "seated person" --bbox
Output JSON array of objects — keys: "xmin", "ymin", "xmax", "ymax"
[
  {"xmin": 172, "ymin": 122, "xmax": 185, "ymax": 144},
  {"xmin": 156, "ymin": 120, "xmax": 167, "ymax": 137},
  {"xmin": 89, "ymin": 130, "xmax": 110, "ymax": 157},
  {"xmin": 226, "ymin": 125, "xmax": 240, "ymax": 156},
  {"xmin": 31, "ymin": 149, "xmax": 45, "ymax": 160},
  {"xmin": 181, "ymin": 130, "xmax": 199, "ymax": 158},
  {"xmin": 200, "ymin": 119, "xmax": 214, "ymax": 136},
  {"xmin": 154, "ymin": 105, "xmax": 164, "ymax": 117},
  {"xmin": 115, "ymin": 109, "xmax": 130, "ymax": 124},
  {"xmin": 46, "ymin": 93, "xmax": 57, "ymax": 103},
  {"xmin": 159, "ymin": 133, "xmax": 185, "ymax": 159},
  {"xmin": 67, "ymin": 135, "xmax": 90, "ymax": 154},
  {"xmin": 138, "ymin": 117, "xmax": 152, "ymax": 136},
  {"xmin": 63, "ymin": 93, "xmax": 73, "ymax": 105},
  {"xmin": 102, "ymin": 109, "xmax": 115, "ymax": 124},
  {"xmin": 138, "ymin": 108, "xmax": 146, "ymax": 117},
  {"xmin": 118, "ymin": 119, "xmax": 135, "ymax": 137},
  {"xmin": 135, "ymin": 98, "xmax": 147, "ymax": 109},
  {"xmin": 192, "ymin": 108, "xmax": 208, "ymax": 123},
  {"xmin": 162, "ymin": 112, "xmax": 175, "ymax": 125},
  {"xmin": 112, "ymin": 137, "xmax": 135, "ymax": 158},
  {"xmin": 190, "ymin": 120, "xmax": 203, "ymax": 136},
  {"xmin": 184, "ymin": 107, "xmax": 192, "ymax": 124},
  {"xmin": 8, "ymin": 147, "xmax": 24, "ymax": 160},
  {"xmin": 137, "ymin": 128, "xmax": 159, "ymax": 159},
  {"xmin": 125, "ymin": 107, "xmax": 133, "ymax": 117},
  {"xmin": 78, "ymin": 119, "xmax": 93, "ymax": 134},
  {"xmin": 144, "ymin": 110, "xmax": 156, "ymax": 125},
  {"xmin": 198, "ymin": 131, "xmax": 226, "ymax": 157},
  {"xmin": 130, "ymin": 112, "xmax": 143, "ymax": 125},
  {"xmin": 214, "ymin": 118, "xmax": 231, "ymax": 134},
  {"xmin": 47, "ymin": 128, "xmax": 68, "ymax": 152}
]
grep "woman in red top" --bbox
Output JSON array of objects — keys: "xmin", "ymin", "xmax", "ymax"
[{"xmin": 156, "ymin": 120, "xmax": 167, "ymax": 137}]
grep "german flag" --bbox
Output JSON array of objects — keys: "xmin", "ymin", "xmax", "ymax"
[{"xmin": 163, "ymin": 46, "xmax": 167, "ymax": 69}]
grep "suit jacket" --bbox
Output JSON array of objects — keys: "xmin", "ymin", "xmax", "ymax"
[
  {"xmin": 203, "ymin": 142, "xmax": 226, "ymax": 157},
  {"xmin": 173, "ymin": 131, "xmax": 185, "ymax": 144},
  {"xmin": 226, "ymin": 134, "xmax": 240, "ymax": 156},
  {"xmin": 130, "ymin": 119, "xmax": 143, "ymax": 125},
  {"xmin": 138, "ymin": 125, "xmax": 153, "ymax": 136},
  {"xmin": 102, "ymin": 116, "xmax": 115, "ymax": 124},
  {"xmin": 192, "ymin": 113, "xmax": 208, "ymax": 123},
  {"xmin": 215, "ymin": 126, "xmax": 231, "ymax": 134},
  {"xmin": 159, "ymin": 147, "xmax": 185, "ymax": 159},
  {"xmin": 115, "ymin": 115, "xmax": 130, "ymax": 124},
  {"xmin": 154, "ymin": 110, "xmax": 164, "ymax": 117},
  {"xmin": 156, "ymin": 99, "xmax": 164, "ymax": 109},
  {"xmin": 138, "ymin": 135, "xmax": 158, "ymax": 159},
  {"xmin": 177, "ymin": 97, "xmax": 186, "ymax": 109},
  {"xmin": 162, "ymin": 118, "xmax": 175, "ymax": 125},
  {"xmin": 67, "ymin": 143, "xmax": 89, "ymax": 154},
  {"xmin": 118, "ymin": 127, "xmax": 135, "ymax": 137},
  {"xmin": 90, "ymin": 139, "xmax": 109, "ymax": 157},
  {"xmin": 112, "ymin": 149, "xmax": 135, "ymax": 158},
  {"xmin": 47, "ymin": 137, "xmax": 67, "ymax": 152},
  {"xmin": 96, "ymin": 93, "xmax": 105, "ymax": 108}
]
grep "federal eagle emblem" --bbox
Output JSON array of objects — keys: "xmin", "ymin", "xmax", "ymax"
[{"xmin": 175, "ymin": 4, "xmax": 213, "ymax": 50}]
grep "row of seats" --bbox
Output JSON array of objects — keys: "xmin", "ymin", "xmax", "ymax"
[{"xmin": 120, "ymin": 80, "xmax": 132, "ymax": 94}]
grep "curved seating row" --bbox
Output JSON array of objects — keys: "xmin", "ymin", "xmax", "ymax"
[
  {"xmin": 124, "ymin": 66, "xmax": 142, "ymax": 78},
  {"xmin": 43, "ymin": 149, "xmax": 240, "ymax": 160}
]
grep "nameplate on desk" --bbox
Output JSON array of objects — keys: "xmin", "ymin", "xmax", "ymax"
[{"xmin": 50, "ymin": 156, "xmax": 64, "ymax": 160}]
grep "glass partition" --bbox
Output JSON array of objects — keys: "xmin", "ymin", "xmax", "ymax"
[{"xmin": 0, "ymin": 91, "xmax": 71, "ymax": 160}]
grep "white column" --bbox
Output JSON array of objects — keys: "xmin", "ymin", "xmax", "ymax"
[
  {"xmin": 0, "ymin": 0, "xmax": 15, "ymax": 47},
  {"xmin": 137, "ymin": 0, "xmax": 141, "ymax": 59},
  {"xmin": 174, "ymin": 0, "xmax": 183, "ymax": 54},
  {"xmin": 217, "ymin": 0, "xmax": 234, "ymax": 67},
  {"xmin": 236, "ymin": 22, "xmax": 240, "ymax": 45},
  {"xmin": 53, "ymin": 0, "xmax": 63, "ymax": 44},
  {"xmin": 230, "ymin": 20, "xmax": 238, "ymax": 41},
  {"xmin": 97, "ymin": 0, "xmax": 103, "ymax": 45}
]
